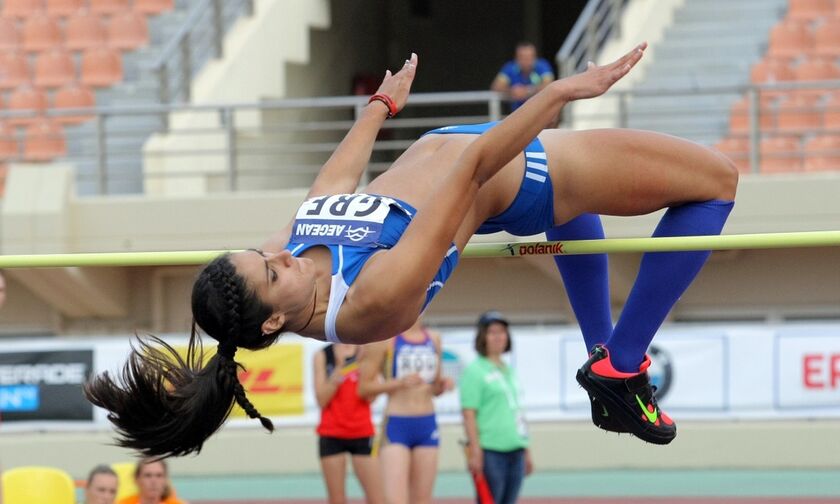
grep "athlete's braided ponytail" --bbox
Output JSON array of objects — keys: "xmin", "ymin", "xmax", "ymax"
[
  {"xmin": 211, "ymin": 260, "xmax": 274, "ymax": 430},
  {"xmin": 84, "ymin": 254, "xmax": 278, "ymax": 458}
]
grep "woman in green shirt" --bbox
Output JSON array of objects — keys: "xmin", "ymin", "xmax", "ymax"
[{"xmin": 460, "ymin": 311, "xmax": 533, "ymax": 504}]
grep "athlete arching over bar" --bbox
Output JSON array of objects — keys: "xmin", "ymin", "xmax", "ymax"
[{"xmin": 86, "ymin": 44, "xmax": 738, "ymax": 456}]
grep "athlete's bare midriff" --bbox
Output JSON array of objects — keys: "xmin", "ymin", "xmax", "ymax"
[
  {"xmin": 385, "ymin": 381, "xmax": 436, "ymax": 416},
  {"xmin": 365, "ymin": 133, "xmax": 526, "ymax": 230}
]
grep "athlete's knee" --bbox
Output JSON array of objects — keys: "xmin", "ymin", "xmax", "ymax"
[{"xmin": 710, "ymin": 150, "xmax": 739, "ymax": 201}]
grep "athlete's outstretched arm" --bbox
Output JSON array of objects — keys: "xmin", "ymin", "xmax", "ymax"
[
  {"xmin": 261, "ymin": 54, "xmax": 418, "ymax": 252},
  {"xmin": 354, "ymin": 44, "xmax": 646, "ymax": 335},
  {"xmin": 307, "ymin": 53, "xmax": 418, "ymax": 198}
]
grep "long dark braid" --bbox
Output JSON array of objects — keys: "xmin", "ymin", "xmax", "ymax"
[
  {"xmin": 209, "ymin": 261, "xmax": 273, "ymax": 430},
  {"xmin": 84, "ymin": 254, "xmax": 278, "ymax": 458}
]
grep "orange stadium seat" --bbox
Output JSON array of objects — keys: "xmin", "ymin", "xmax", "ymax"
[
  {"xmin": 823, "ymin": 90, "xmax": 840, "ymax": 129},
  {"xmin": 22, "ymin": 14, "xmax": 62, "ymax": 53},
  {"xmin": 794, "ymin": 56, "xmax": 840, "ymax": 80},
  {"xmin": 134, "ymin": 0, "xmax": 174, "ymax": 15},
  {"xmin": 108, "ymin": 11, "xmax": 148, "ymax": 50},
  {"xmin": 729, "ymin": 95, "xmax": 775, "ymax": 134},
  {"xmin": 80, "ymin": 46, "xmax": 122, "ymax": 87},
  {"xmin": 760, "ymin": 136, "xmax": 803, "ymax": 173},
  {"xmin": 0, "ymin": 122, "xmax": 20, "ymax": 161},
  {"xmin": 89, "ymin": 0, "xmax": 130, "ymax": 15},
  {"xmin": 813, "ymin": 17, "xmax": 840, "ymax": 56},
  {"xmin": 750, "ymin": 58, "xmax": 796, "ymax": 84},
  {"xmin": 3, "ymin": 0, "xmax": 46, "ymax": 19},
  {"xmin": 53, "ymin": 82, "xmax": 95, "ymax": 124},
  {"xmin": 0, "ymin": 17, "xmax": 20, "ymax": 51},
  {"xmin": 24, "ymin": 117, "xmax": 66, "ymax": 161},
  {"xmin": 775, "ymin": 94, "xmax": 822, "ymax": 132},
  {"xmin": 0, "ymin": 51, "xmax": 31, "ymax": 89},
  {"xmin": 793, "ymin": 56, "xmax": 840, "ymax": 98},
  {"xmin": 8, "ymin": 85, "xmax": 48, "ymax": 125},
  {"xmin": 803, "ymin": 134, "xmax": 840, "ymax": 171},
  {"xmin": 34, "ymin": 48, "xmax": 75, "ymax": 88},
  {"xmin": 65, "ymin": 10, "xmax": 108, "ymax": 51},
  {"xmin": 750, "ymin": 58, "xmax": 796, "ymax": 99},
  {"xmin": 787, "ymin": 0, "xmax": 835, "ymax": 19},
  {"xmin": 46, "ymin": 0, "xmax": 86, "ymax": 17},
  {"xmin": 767, "ymin": 19, "xmax": 815, "ymax": 58},
  {"xmin": 714, "ymin": 136, "xmax": 752, "ymax": 173}
]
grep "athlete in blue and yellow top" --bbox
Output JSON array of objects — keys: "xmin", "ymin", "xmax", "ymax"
[
  {"xmin": 88, "ymin": 44, "xmax": 740, "ymax": 458},
  {"xmin": 357, "ymin": 319, "xmax": 453, "ymax": 504}
]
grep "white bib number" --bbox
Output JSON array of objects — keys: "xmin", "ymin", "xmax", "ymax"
[{"xmin": 291, "ymin": 194, "xmax": 399, "ymax": 247}]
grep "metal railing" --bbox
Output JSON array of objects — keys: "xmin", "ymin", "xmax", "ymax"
[
  {"xmin": 564, "ymin": 79, "xmax": 840, "ymax": 173},
  {"xmin": 2, "ymin": 81, "xmax": 839, "ymax": 196},
  {"xmin": 0, "ymin": 91, "xmax": 504, "ymax": 195},
  {"xmin": 556, "ymin": 0, "xmax": 628, "ymax": 78},
  {"xmin": 148, "ymin": 0, "xmax": 254, "ymax": 105}
]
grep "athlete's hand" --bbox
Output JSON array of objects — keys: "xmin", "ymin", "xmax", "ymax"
[
  {"xmin": 400, "ymin": 373, "xmax": 424, "ymax": 389},
  {"xmin": 373, "ymin": 53, "xmax": 418, "ymax": 114},
  {"xmin": 468, "ymin": 445, "xmax": 483, "ymax": 474},
  {"xmin": 328, "ymin": 368, "xmax": 345, "ymax": 386},
  {"xmin": 525, "ymin": 449, "xmax": 534, "ymax": 476},
  {"xmin": 558, "ymin": 42, "xmax": 646, "ymax": 101}
]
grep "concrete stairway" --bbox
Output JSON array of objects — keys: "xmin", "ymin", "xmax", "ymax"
[{"xmin": 625, "ymin": 0, "xmax": 788, "ymax": 146}]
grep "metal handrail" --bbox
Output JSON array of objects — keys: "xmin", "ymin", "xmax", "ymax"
[
  {"xmin": 147, "ymin": 0, "xmax": 254, "ymax": 104},
  {"xmin": 3, "ymin": 83, "xmax": 839, "ymax": 196},
  {"xmin": 556, "ymin": 0, "xmax": 627, "ymax": 77}
]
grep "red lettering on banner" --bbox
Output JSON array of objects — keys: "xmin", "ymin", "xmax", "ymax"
[
  {"xmin": 832, "ymin": 354, "xmax": 840, "ymax": 389},
  {"xmin": 803, "ymin": 354, "xmax": 823, "ymax": 389},
  {"xmin": 238, "ymin": 369, "xmax": 280, "ymax": 393}
]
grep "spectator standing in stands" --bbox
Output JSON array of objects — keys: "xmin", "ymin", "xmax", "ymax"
[
  {"xmin": 313, "ymin": 343, "xmax": 384, "ymax": 504},
  {"xmin": 491, "ymin": 41, "xmax": 555, "ymax": 111},
  {"xmin": 84, "ymin": 465, "xmax": 118, "ymax": 504},
  {"xmin": 117, "ymin": 459, "xmax": 185, "ymax": 504},
  {"xmin": 357, "ymin": 319, "xmax": 454, "ymax": 504},
  {"xmin": 460, "ymin": 311, "xmax": 533, "ymax": 504}
]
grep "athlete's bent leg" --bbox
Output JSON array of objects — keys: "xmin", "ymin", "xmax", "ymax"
[{"xmin": 542, "ymin": 128, "xmax": 738, "ymax": 444}]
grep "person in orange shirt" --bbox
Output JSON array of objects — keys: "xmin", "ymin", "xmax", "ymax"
[{"xmin": 117, "ymin": 459, "xmax": 185, "ymax": 504}]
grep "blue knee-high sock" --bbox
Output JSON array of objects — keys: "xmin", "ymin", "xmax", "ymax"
[
  {"xmin": 546, "ymin": 214, "xmax": 613, "ymax": 352},
  {"xmin": 606, "ymin": 200, "xmax": 735, "ymax": 372}
]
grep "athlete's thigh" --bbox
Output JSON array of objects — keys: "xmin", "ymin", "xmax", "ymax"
[
  {"xmin": 351, "ymin": 455, "xmax": 385, "ymax": 504},
  {"xmin": 539, "ymin": 128, "xmax": 738, "ymax": 222},
  {"xmin": 319, "ymin": 454, "xmax": 348, "ymax": 503},
  {"xmin": 408, "ymin": 447, "xmax": 439, "ymax": 504},
  {"xmin": 379, "ymin": 444, "xmax": 412, "ymax": 504}
]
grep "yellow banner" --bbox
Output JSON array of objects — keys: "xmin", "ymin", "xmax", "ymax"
[
  {"xmin": 173, "ymin": 343, "xmax": 305, "ymax": 417},
  {"xmin": 231, "ymin": 344, "xmax": 304, "ymax": 417}
]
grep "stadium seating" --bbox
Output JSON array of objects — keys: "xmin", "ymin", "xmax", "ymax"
[
  {"xmin": 0, "ymin": 0, "xmax": 168, "ymax": 175},
  {"xmin": 111, "ymin": 462, "xmax": 139, "ymax": 502},
  {"xmin": 1, "ymin": 466, "xmax": 76, "ymax": 504},
  {"xmin": 716, "ymin": 0, "xmax": 840, "ymax": 174}
]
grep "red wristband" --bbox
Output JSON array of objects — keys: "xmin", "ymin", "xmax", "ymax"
[{"xmin": 368, "ymin": 93, "xmax": 398, "ymax": 118}]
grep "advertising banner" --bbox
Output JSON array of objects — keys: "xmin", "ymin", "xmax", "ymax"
[
  {"xmin": 230, "ymin": 344, "xmax": 305, "ymax": 417},
  {"xmin": 0, "ymin": 349, "xmax": 94, "ymax": 421}
]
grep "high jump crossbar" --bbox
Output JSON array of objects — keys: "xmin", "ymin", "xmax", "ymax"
[{"xmin": 0, "ymin": 231, "xmax": 838, "ymax": 268}]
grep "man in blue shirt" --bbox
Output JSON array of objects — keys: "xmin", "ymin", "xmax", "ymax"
[{"xmin": 491, "ymin": 41, "xmax": 555, "ymax": 111}]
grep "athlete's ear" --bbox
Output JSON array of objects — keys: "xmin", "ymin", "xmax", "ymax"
[{"xmin": 262, "ymin": 313, "xmax": 285, "ymax": 334}]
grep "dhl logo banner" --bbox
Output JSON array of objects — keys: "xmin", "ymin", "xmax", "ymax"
[{"xmin": 173, "ymin": 344, "xmax": 305, "ymax": 416}]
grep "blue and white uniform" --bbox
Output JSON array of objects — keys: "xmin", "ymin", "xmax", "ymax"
[
  {"xmin": 286, "ymin": 123, "xmax": 555, "ymax": 343},
  {"xmin": 285, "ymin": 194, "xmax": 458, "ymax": 343},
  {"xmin": 382, "ymin": 330, "xmax": 440, "ymax": 449}
]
